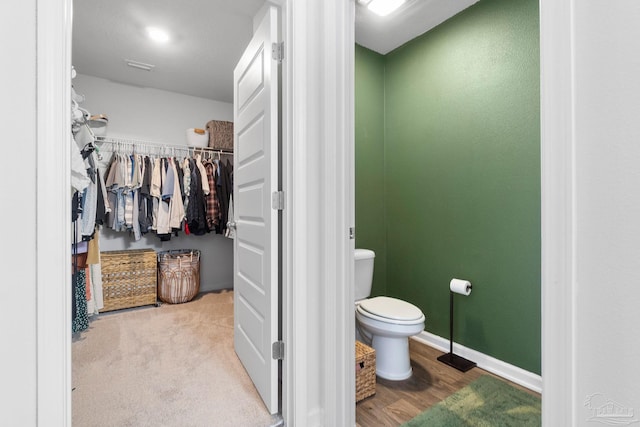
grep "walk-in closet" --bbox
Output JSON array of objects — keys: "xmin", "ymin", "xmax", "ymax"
[{"xmin": 70, "ymin": 1, "xmax": 276, "ymax": 425}]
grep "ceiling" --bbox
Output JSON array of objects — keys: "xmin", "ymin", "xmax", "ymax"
[
  {"xmin": 72, "ymin": 0, "xmax": 479, "ymax": 104},
  {"xmin": 355, "ymin": 0, "xmax": 479, "ymax": 55}
]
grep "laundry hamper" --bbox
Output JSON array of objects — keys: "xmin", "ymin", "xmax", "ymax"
[
  {"xmin": 100, "ymin": 249, "xmax": 157, "ymax": 312},
  {"xmin": 157, "ymin": 249, "xmax": 201, "ymax": 304},
  {"xmin": 356, "ymin": 340, "xmax": 376, "ymax": 402}
]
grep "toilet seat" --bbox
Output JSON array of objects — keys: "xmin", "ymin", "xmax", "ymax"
[{"xmin": 357, "ymin": 296, "xmax": 425, "ymax": 325}]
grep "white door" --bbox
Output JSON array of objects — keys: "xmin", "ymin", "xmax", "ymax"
[{"xmin": 232, "ymin": 6, "xmax": 280, "ymax": 414}]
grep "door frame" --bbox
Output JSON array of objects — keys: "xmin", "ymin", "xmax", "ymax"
[
  {"xmin": 36, "ymin": 0, "xmax": 73, "ymax": 423},
  {"xmin": 539, "ymin": 0, "xmax": 574, "ymax": 424},
  {"xmin": 35, "ymin": 0, "xmax": 355, "ymax": 425},
  {"xmin": 282, "ymin": 1, "xmax": 356, "ymax": 425},
  {"xmin": 36, "ymin": 0, "xmax": 582, "ymax": 424}
]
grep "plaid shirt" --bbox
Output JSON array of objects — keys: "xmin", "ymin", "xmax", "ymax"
[{"xmin": 204, "ymin": 161, "xmax": 220, "ymax": 230}]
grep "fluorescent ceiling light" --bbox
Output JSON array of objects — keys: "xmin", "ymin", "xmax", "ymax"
[
  {"xmin": 125, "ymin": 59, "xmax": 155, "ymax": 71},
  {"xmin": 146, "ymin": 26, "xmax": 170, "ymax": 43},
  {"xmin": 367, "ymin": 0, "xmax": 406, "ymax": 17}
]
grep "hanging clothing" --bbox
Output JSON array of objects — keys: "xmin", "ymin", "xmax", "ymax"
[
  {"xmin": 186, "ymin": 158, "xmax": 209, "ymax": 235},
  {"xmin": 175, "ymin": 157, "xmax": 185, "ymax": 198},
  {"xmin": 156, "ymin": 158, "xmax": 171, "ymax": 235},
  {"xmin": 162, "ymin": 158, "xmax": 175, "ymax": 201},
  {"xmin": 85, "ymin": 231, "xmax": 103, "ymax": 316},
  {"xmin": 79, "ymin": 145, "xmax": 108, "ymax": 241},
  {"xmin": 71, "ymin": 136, "xmax": 90, "ymax": 192},
  {"xmin": 204, "ymin": 160, "xmax": 220, "ymax": 231},
  {"xmin": 123, "ymin": 157, "xmax": 135, "ymax": 229},
  {"xmin": 93, "ymin": 145, "xmax": 233, "ymax": 241},
  {"xmin": 138, "ymin": 156, "xmax": 154, "ymax": 234},
  {"xmin": 224, "ymin": 193, "xmax": 235, "ymax": 239},
  {"xmin": 195, "ymin": 154, "xmax": 210, "ymax": 196},
  {"xmin": 72, "ymin": 269, "xmax": 89, "ymax": 333},
  {"xmin": 224, "ymin": 158, "xmax": 235, "ymax": 239},
  {"xmin": 86, "ymin": 232, "xmax": 100, "ymax": 265},
  {"xmin": 216, "ymin": 158, "xmax": 233, "ymax": 234},
  {"xmin": 94, "ymin": 168, "xmax": 109, "ymax": 226},
  {"xmin": 89, "ymin": 262, "xmax": 104, "ymax": 314},
  {"xmin": 182, "ymin": 158, "xmax": 192, "ymax": 214},
  {"xmin": 168, "ymin": 158, "xmax": 186, "ymax": 230}
]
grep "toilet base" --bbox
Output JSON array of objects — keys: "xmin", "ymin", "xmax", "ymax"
[{"xmin": 370, "ymin": 335, "xmax": 413, "ymax": 381}]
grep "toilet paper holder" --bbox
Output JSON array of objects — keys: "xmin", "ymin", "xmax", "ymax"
[{"xmin": 437, "ymin": 278, "xmax": 477, "ymax": 372}]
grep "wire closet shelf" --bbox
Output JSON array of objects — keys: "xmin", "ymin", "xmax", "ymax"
[{"xmin": 94, "ymin": 135, "xmax": 233, "ymax": 158}]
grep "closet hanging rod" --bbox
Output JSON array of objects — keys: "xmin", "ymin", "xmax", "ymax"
[{"xmin": 94, "ymin": 136, "xmax": 234, "ymax": 155}]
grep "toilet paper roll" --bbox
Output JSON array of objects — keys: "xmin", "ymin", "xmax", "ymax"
[{"xmin": 450, "ymin": 278, "xmax": 472, "ymax": 296}]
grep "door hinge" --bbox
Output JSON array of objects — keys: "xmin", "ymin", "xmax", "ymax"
[
  {"xmin": 272, "ymin": 191, "xmax": 285, "ymax": 210},
  {"xmin": 349, "ymin": 227, "xmax": 355, "ymax": 240},
  {"xmin": 272, "ymin": 341, "xmax": 285, "ymax": 360},
  {"xmin": 272, "ymin": 42, "xmax": 284, "ymax": 63}
]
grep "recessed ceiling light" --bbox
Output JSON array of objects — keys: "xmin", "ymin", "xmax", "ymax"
[
  {"xmin": 146, "ymin": 26, "xmax": 170, "ymax": 43},
  {"xmin": 366, "ymin": 0, "xmax": 407, "ymax": 17}
]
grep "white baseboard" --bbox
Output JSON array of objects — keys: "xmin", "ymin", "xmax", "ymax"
[{"xmin": 412, "ymin": 331, "xmax": 542, "ymax": 394}]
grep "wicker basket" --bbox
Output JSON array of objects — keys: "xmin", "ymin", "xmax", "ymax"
[
  {"xmin": 206, "ymin": 120, "xmax": 234, "ymax": 151},
  {"xmin": 157, "ymin": 250, "xmax": 201, "ymax": 304},
  {"xmin": 356, "ymin": 341, "xmax": 376, "ymax": 402},
  {"xmin": 100, "ymin": 249, "xmax": 157, "ymax": 312}
]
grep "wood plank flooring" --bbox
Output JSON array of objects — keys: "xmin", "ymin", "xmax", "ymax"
[{"xmin": 356, "ymin": 339, "xmax": 540, "ymax": 426}]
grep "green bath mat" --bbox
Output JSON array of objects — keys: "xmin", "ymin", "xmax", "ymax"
[{"xmin": 401, "ymin": 375, "xmax": 541, "ymax": 427}]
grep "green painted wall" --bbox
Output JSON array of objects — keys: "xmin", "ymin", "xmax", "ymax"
[
  {"xmin": 355, "ymin": 45, "xmax": 387, "ymax": 297},
  {"xmin": 355, "ymin": 0, "xmax": 541, "ymax": 374}
]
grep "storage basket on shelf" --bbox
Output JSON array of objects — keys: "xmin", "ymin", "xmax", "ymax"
[
  {"xmin": 356, "ymin": 340, "xmax": 376, "ymax": 402},
  {"xmin": 100, "ymin": 249, "xmax": 157, "ymax": 312},
  {"xmin": 186, "ymin": 128, "xmax": 209, "ymax": 147},
  {"xmin": 205, "ymin": 120, "xmax": 234, "ymax": 151},
  {"xmin": 157, "ymin": 249, "xmax": 201, "ymax": 304}
]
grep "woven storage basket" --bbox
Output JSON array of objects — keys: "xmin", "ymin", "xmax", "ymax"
[
  {"xmin": 157, "ymin": 250, "xmax": 201, "ymax": 304},
  {"xmin": 356, "ymin": 341, "xmax": 376, "ymax": 402},
  {"xmin": 206, "ymin": 120, "xmax": 234, "ymax": 151},
  {"xmin": 100, "ymin": 249, "xmax": 157, "ymax": 312}
]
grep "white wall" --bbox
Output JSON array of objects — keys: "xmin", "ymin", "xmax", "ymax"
[
  {"xmin": 73, "ymin": 73, "xmax": 232, "ymax": 144},
  {"xmin": 541, "ymin": 0, "xmax": 640, "ymax": 425},
  {"xmin": 0, "ymin": 0, "xmax": 37, "ymax": 424},
  {"xmin": 573, "ymin": 0, "xmax": 640, "ymax": 422},
  {"xmin": 74, "ymin": 74, "xmax": 234, "ymax": 292}
]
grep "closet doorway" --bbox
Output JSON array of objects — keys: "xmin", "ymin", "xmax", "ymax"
[{"xmin": 71, "ymin": 0, "xmax": 280, "ymax": 424}]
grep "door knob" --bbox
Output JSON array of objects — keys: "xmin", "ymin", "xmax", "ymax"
[{"xmin": 227, "ymin": 221, "xmax": 237, "ymax": 230}]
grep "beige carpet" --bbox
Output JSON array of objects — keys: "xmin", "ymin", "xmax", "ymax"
[{"xmin": 72, "ymin": 290, "xmax": 275, "ymax": 427}]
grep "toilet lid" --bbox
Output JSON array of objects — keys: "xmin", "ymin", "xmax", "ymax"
[{"xmin": 358, "ymin": 296, "xmax": 424, "ymax": 322}]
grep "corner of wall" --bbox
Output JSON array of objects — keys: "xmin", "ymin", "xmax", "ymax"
[{"xmin": 381, "ymin": 53, "xmax": 388, "ymax": 296}]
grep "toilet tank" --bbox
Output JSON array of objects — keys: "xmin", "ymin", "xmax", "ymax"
[{"xmin": 354, "ymin": 249, "xmax": 375, "ymax": 302}]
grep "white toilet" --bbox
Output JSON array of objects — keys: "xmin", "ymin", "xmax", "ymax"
[{"xmin": 355, "ymin": 249, "xmax": 425, "ymax": 381}]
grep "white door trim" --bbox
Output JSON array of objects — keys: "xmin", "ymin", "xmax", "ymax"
[
  {"xmin": 36, "ymin": 0, "xmax": 73, "ymax": 424},
  {"xmin": 36, "ymin": 0, "xmax": 584, "ymax": 424},
  {"xmin": 283, "ymin": 0, "xmax": 355, "ymax": 425},
  {"xmin": 540, "ymin": 0, "xmax": 575, "ymax": 424},
  {"xmin": 35, "ymin": 0, "xmax": 355, "ymax": 425}
]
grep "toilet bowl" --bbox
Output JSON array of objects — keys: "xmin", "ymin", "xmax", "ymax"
[
  {"xmin": 354, "ymin": 249, "xmax": 426, "ymax": 381},
  {"xmin": 356, "ymin": 296, "xmax": 425, "ymax": 380}
]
